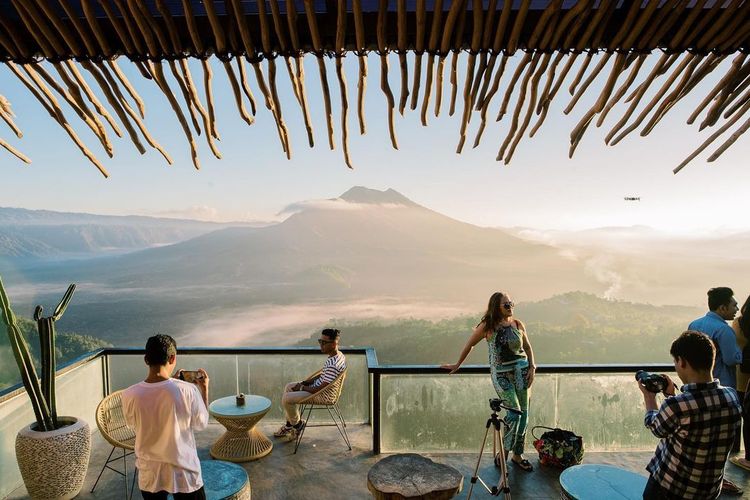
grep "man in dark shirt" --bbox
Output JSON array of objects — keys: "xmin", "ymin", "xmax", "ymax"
[{"xmin": 640, "ymin": 330, "xmax": 741, "ymax": 499}]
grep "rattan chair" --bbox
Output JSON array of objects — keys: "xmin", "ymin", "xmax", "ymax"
[
  {"xmin": 294, "ymin": 368, "xmax": 351, "ymax": 454},
  {"xmin": 92, "ymin": 390, "xmax": 137, "ymax": 498}
]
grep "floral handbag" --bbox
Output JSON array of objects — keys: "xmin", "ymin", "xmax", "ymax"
[{"xmin": 532, "ymin": 425, "xmax": 584, "ymax": 468}]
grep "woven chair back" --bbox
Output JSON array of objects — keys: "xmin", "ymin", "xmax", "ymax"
[
  {"xmin": 95, "ymin": 390, "xmax": 136, "ymax": 450},
  {"xmin": 302, "ymin": 368, "xmax": 348, "ymax": 406}
]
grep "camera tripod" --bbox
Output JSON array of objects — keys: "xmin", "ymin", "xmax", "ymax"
[{"xmin": 467, "ymin": 401, "xmax": 522, "ymax": 500}]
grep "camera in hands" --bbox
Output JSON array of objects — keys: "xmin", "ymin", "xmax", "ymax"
[
  {"xmin": 635, "ymin": 370, "xmax": 668, "ymax": 393},
  {"xmin": 178, "ymin": 370, "xmax": 202, "ymax": 383}
]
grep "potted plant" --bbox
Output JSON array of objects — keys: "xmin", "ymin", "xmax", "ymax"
[{"xmin": 0, "ymin": 276, "xmax": 91, "ymax": 499}]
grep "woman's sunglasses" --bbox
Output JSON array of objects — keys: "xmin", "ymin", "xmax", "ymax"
[
  {"xmin": 318, "ymin": 339, "xmax": 334, "ymax": 345},
  {"xmin": 502, "ymin": 302, "xmax": 514, "ymax": 310}
]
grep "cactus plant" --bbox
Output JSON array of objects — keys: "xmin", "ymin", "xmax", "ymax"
[{"xmin": 0, "ymin": 275, "xmax": 75, "ymax": 431}]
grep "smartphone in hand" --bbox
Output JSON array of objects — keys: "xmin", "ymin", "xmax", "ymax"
[{"xmin": 178, "ymin": 370, "xmax": 202, "ymax": 383}]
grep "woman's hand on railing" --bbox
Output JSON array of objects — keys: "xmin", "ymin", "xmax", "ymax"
[{"xmin": 440, "ymin": 363, "xmax": 460, "ymax": 374}]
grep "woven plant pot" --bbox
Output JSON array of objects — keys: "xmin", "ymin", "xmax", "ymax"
[{"xmin": 15, "ymin": 417, "xmax": 91, "ymax": 500}]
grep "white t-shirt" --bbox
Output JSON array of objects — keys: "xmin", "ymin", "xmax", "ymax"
[{"xmin": 121, "ymin": 379, "xmax": 209, "ymax": 493}]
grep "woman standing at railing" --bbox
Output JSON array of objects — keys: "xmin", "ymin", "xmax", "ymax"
[
  {"xmin": 731, "ymin": 294, "xmax": 750, "ymax": 472},
  {"xmin": 441, "ymin": 291, "xmax": 536, "ymax": 472}
]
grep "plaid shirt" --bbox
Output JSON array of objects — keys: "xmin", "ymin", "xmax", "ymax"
[{"xmin": 644, "ymin": 380, "xmax": 740, "ymax": 499}]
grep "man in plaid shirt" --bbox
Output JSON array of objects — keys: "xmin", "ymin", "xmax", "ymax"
[{"xmin": 640, "ymin": 330, "xmax": 741, "ymax": 499}]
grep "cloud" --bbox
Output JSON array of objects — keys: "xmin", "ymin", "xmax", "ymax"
[
  {"xmin": 584, "ymin": 254, "xmax": 623, "ymax": 300},
  {"xmin": 278, "ymin": 198, "xmax": 404, "ymax": 216},
  {"xmin": 152, "ymin": 206, "xmax": 275, "ymax": 224}
]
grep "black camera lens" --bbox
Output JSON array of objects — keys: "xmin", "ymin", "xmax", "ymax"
[{"xmin": 636, "ymin": 370, "xmax": 668, "ymax": 393}]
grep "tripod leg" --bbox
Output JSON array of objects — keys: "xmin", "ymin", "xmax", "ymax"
[
  {"xmin": 493, "ymin": 424, "xmax": 512, "ymax": 500},
  {"xmin": 467, "ymin": 421, "xmax": 493, "ymax": 500}
]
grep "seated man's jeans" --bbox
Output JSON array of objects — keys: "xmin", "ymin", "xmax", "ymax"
[{"xmin": 282, "ymin": 382, "xmax": 312, "ymax": 425}]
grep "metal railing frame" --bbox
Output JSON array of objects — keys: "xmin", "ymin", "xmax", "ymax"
[{"xmin": 0, "ymin": 347, "xmax": 674, "ymax": 454}]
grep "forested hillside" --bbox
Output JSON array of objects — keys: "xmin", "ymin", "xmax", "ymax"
[
  {"xmin": 0, "ymin": 317, "xmax": 110, "ymax": 390},
  {"xmin": 296, "ymin": 292, "xmax": 703, "ymax": 364}
]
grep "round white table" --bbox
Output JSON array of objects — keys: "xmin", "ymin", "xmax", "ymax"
[
  {"xmin": 560, "ymin": 464, "xmax": 648, "ymax": 499},
  {"xmin": 208, "ymin": 395, "xmax": 272, "ymax": 462}
]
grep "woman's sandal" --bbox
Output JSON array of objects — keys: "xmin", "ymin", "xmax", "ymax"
[{"xmin": 511, "ymin": 457, "xmax": 534, "ymax": 472}]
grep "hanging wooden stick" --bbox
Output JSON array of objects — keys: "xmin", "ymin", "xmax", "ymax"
[
  {"xmin": 497, "ymin": 53, "xmax": 541, "ymax": 161},
  {"xmin": 605, "ymin": 53, "xmax": 678, "ymax": 144},
  {"xmin": 435, "ymin": 0, "xmax": 467, "ymax": 117},
  {"xmin": 0, "ymin": 136, "xmax": 31, "ymax": 164},
  {"xmin": 674, "ymin": 94, "xmax": 750, "ymax": 173},
  {"xmin": 56, "ymin": 0, "xmax": 98, "ymax": 56},
  {"xmin": 304, "ymin": 0, "xmax": 336, "ymax": 150},
  {"xmin": 7, "ymin": 62, "xmax": 108, "ymax": 177},
  {"xmin": 149, "ymin": 61, "xmax": 199, "ymax": 168},
  {"xmin": 0, "ymin": 95, "xmax": 22, "ymax": 138},
  {"xmin": 228, "ymin": 0, "xmax": 291, "ymax": 152},
  {"xmin": 285, "ymin": 0, "xmax": 315, "ymax": 144},
  {"xmin": 335, "ymin": 0, "xmax": 353, "ymax": 168},
  {"xmin": 254, "ymin": 0, "xmax": 290, "ymax": 155},
  {"xmin": 639, "ymin": 54, "xmax": 704, "ymax": 135},
  {"xmin": 411, "ymin": 0, "xmax": 427, "ymax": 111},
  {"xmin": 448, "ymin": 6, "xmax": 467, "ymax": 117},
  {"xmin": 505, "ymin": 53, "xmax": 550, "ymax": 163},
  {"xmin": 474, "ymin": 0, "xmax": 513, "ymax": 112},
  {"xmin": 235, "ymin": 57, "xmax": 257, "ymax": 117},
  {"xmin": 497, "ymin": 53, "xmax": 532, "ymax": 122},
  {"xmin": 468, "ymin": 0, "xmax": 498, "ymax": 110},
  {"xmin": 64, "ymin": 61, "xmax": 122, "ymax": 137},
  {"xmin": 40, "ymin": 63, "xmax": 113, "ymax": 156},
  {"xmin": 353, "ymin": 0, "xmax": 368, "ymax": 134},
  {"xmin": 222, "ymin": 61, "xmax": 255, "ymax": 127},
  {"xmin": 201, "ymin": 60, "xmax": 219, "ymax": 140},
  {"xmin": 111, "ymin": 0, "xmax": 148, "ymax": 56},
  {"xmin": 10, "ymin": 0, "xmax": 59, "ymax": 59},
  {"xmin": 175, "ymin": 61, "xmax": 218, "ymax": 158},
  {"xmin": 456, "ymin": 0, "xmax": 485, "ymax": 153},
  {"xmin": 168, "ymin": 60, "xmax": 202, "ymax": 134},
  {"xmin": 93, "ymin": 61, "xmax": 172, "ymax": 164},
  {"xmin": 707, "ymin": 97, "xmax": 750, "ymax": 162},
  {"xmin": 376, "ymin": 0, "xmax": 398, "ymax": 148},
  {"xmin": 614, "ymin": 58, "xmax": 695, "ymax": 144},
  {"xmin": 702, "ymin": 56, "xmax": 749, "ymax": 128},
  {"xmin": 79, "ymin": 60, "xmax": 146, "ymax": 153},
  {"xmin": 595, "ymin": 54, "xmax": 646, "ymax": 127},
  {"xmin": 102, "ymin": 61, "xmax": 146, "ymax": 120},
  {"xmin": 421, "ymin": 0, "xmax": 444, "ymax": 126},
  {"xmin": 80, "ymin": 0, "xmax": 113, "ymax": 56},
  {"xmin": 397, "ymin": 0, "xmax": 410, "ymax": 115},
  {"xmin": 268, "ymin": 0, "xmax": 302, "ymax": 105},
  {"xmin": 472, "ymin": 54, "xmax": 507, "ymax": 147}
]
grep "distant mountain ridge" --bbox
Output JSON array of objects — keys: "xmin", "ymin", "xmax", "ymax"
[
  {"xmin": 0, "ymin": 207, "xmax": 252, "ymax": 260},
  {"xmin": 19, "ymin": 187, "xmax": 603, "ymax": 307}
]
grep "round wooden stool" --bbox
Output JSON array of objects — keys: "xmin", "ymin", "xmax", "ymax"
[
  {"xmin": 367, "ymin": 453, "xmax": 463, "ymax": 499},
  {"xmin": 560, "ymin": 464, "xmax": 647, "ymax": 500},
  {"xmin": 168, "ymin": 460, "xmax": 250, "ymax": 500}
]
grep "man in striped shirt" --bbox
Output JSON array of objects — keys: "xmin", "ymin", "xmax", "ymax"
[
  {"xmin": 274, "ymin": 328, "xmax": 347, "ymax": 439},
  {"xmin": 640, "ymin": 330, "xmax": 741, "ymax": 499}
]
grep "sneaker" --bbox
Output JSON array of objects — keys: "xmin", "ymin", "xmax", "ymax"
[{"xmin": 274, "ymin": 423, "xmax": 295, "ymax": 438}]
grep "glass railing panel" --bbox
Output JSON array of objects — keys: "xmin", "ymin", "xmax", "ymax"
[
  {"xmin": 108, "ymin": 353, "xmax": 240, "ymax": 401},
  {"xmin": 243, "ymin": 353, "xmax": 369, "ymax": 423},
  {"xmin": 379, "ymin": 372, "xmax": 670, "ymax": 453},
  {"xmin": 0, "ymin": 357, "xmax": 104, "ymax": 500},
  {"xmin": 108, "ymin": 353, "xmax": 369, "ymax": 424}
]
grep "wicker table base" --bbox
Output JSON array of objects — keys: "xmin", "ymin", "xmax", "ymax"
[{"xmin": 209, "ymin": 396, "xmax": 273, "ymax": 463}]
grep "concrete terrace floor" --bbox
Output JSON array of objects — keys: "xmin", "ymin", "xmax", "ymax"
[{"xmin": 7, "ymin": 422, "xmax": 750, "ymax": 499}]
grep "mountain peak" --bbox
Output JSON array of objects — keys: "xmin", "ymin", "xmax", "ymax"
[{"xmin": 339, "ymin": 187, "xmax": 419, "ymax": 207}]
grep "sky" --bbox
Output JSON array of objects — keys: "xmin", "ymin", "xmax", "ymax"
[{"xmin": 1, "ymin": 52, "xmax": 749, "ymax": 234}]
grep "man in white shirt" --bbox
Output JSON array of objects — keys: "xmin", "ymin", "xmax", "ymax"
[
  {"xmin": 274, "ymin": 328, "xmax": 347, "ymax": 439},
  {"xmin": 121, "ymin": 334, "xmax": 210, "ymax": 499}
]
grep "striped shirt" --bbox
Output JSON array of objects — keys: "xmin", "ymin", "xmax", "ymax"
[
  {"xmin": 644, "ymin": 380, "xmax": 740, "ymax": 499},
  {"xmin": 313, "ymin": 351, "xmax": 346, "ymax": 387}
]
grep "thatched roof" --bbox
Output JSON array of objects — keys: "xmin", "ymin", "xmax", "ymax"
[{"xmin": 1, "ymin": 0, "xmax": 749, "ymax": 176}]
